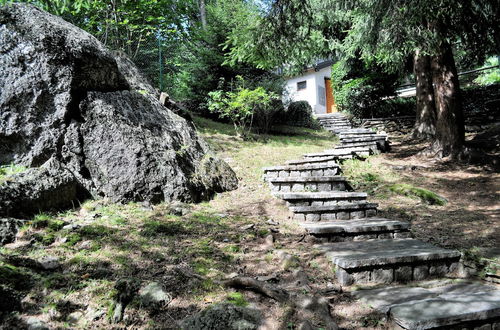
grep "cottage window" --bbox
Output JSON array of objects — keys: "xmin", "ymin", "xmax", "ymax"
[{"xmin": 297, "ymin": 81, "xmax": 307, "ymax": 90}]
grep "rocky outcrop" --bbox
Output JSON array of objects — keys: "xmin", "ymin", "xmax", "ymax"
[
  {"xmin": 0, "ymin": 4, "xmax": 237, "ymax": 216},
  {"xmin": 0, "ymin": 158, "xmax": 89, "ymax": 218},
  {"xmin": 181, "ymin": 304, "xmax": 262, "ymax": 330}
]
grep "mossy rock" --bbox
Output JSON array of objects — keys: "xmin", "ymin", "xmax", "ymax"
[{"xmin": 181, "ymin": 303, "xmax": 261, "ymax": 330}]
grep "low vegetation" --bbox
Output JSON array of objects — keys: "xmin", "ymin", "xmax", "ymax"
[
  {"xmin": 0, "ymin": 164, "xmax": 26, "ymax": 182},
  {"xmin": 1, "ymin": 117, "xmax": 498, "ymax": 329}
]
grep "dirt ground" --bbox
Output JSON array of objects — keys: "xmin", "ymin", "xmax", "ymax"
[{"xmin": 1, "ymin": 121, "xmax": 498, "ymax": 330}]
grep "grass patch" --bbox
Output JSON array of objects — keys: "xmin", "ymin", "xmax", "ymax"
[
  {"xmin": 0, "ymin": 262, "xmax": 32, "ymax": 290},
  {"xmin": 140, "ymin": 219, "xmax": 186, "ymax": 237},
  {"xmin": 0, "ymin": 164, "xmax": 26, "ymax": 182},
  {"xmin": 226, "ymin": 292, "xmax": 248, "ymax": 307},
  {"xmin": 79, "ymin": 225, "xmax": 116, "ymax": 238},
  {"xmin": 389, "ymin": 183, "xmax": 447, "ymax": 205}
]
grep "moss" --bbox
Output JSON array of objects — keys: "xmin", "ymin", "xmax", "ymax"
[
  {"xmin": 79, "ymin": 225, "xmax": 115, "ymax": 238},
  {"xmin": 140, "ymin": 220, "xmax": 186, "ymax": 237},
  {"xmin": 41, "ymin": 233, "xmax": 56, "ymax": 246},
  {"xmin": 48, "ymin": 219, "xmax": 65, "ymax": 231},
  {"xmin": 226, "ymin": 292, "xmax": 249, "ymax": 307},
  {"xmin": 64, "ymin": 233, "xmax": 82, "ymax": 247},
  {"xmin": 389, "ymin": 183, "xmax": 447, "ymax": 205},
  {"xmin": 0, "ymin": 263, "xmax": 32, "ymax": 290},
  {"xmin": 31, "ymin": 213, "xmax": 53, "ymax": 228}
]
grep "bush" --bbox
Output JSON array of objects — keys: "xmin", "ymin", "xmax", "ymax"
[
  {"xmin": 331, "ymin": 61, "xmax": 400, "ymax": 119},
  {"xmin": 473, "ymin": 57, "xmax": 500, "ymax": 86},
  {"xmin": 253, "ymin": 98, "xmax": 286, "ymax": 134},
  {"xmin": 207, "ymin": 76, "xmax": 280, "ymax": 137},
  {"xmin": 281, "ymin": 101, "xmax": 320, "ymax": 129}
]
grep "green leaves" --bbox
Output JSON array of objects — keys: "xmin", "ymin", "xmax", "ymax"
[{"xmin": 207, "ymin": 76, "xmax": 278, "ymax": 138}]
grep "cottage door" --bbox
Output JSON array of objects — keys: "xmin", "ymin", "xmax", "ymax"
[{"xmin": 324, "ymin": 78, "xmax": 337, "ymax": 113}]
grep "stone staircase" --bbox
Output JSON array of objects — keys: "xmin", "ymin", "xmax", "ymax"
[{"xmin": 263, "ymin": 113, "xmax": 500, "ymax": 329}]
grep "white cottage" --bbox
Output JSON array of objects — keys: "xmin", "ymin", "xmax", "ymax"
[{"xmin": 284, "ymin": 60, "xmax": 337, "ymax": 114}]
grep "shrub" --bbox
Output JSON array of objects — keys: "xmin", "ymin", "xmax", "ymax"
[
  {"xmin": 473, "ymin": 57, "xmax": 500, "ymax": 86},
  {"xmin": 331, "ymin": 61, "xmax": 400, "ymax": 119},
  {"xmin": 282, "ymin": 101, "xmax": 320, "ymax": 129},
  {"xmin": 207, "ymin": 76, "xmax": 280, "ymax": 138}
]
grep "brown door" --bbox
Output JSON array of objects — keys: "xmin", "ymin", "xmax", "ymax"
[{"xmin": 324, "ymin": 78, "xmax": 337, "ymax": 113}]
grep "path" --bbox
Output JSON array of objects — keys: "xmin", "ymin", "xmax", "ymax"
[{"xmin": 263, "ymin": 113, "xmax": 500, "ymax": 329}]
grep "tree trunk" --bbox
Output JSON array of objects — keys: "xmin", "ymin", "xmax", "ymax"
[
  {"xmin": 412, "ymin": 50, "xmax": 437, "ymax": 139},
  {"xmin": 199, "ymin": 0, "xmax": 207, "ymax": 28},
  {"xmin": 429, "ymin": 41, "xmax": 465, "ymax": 158}
]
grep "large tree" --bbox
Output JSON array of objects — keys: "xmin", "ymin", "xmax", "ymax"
[{"xmin": 226, "ymin": 0, "xmax": 499, "ymax": 158}]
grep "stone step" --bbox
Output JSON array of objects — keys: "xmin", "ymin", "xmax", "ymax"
[
  {"xmin": 322, "ymin": 121, "xmax": 351, "ymax": 124},
  {"xmin": 339, "ymin": 138, "xmax": 390, "ymax": 152},
  {"xmin": 317, "ymin": 239, "xmax": 461, "ymax": 286},
  {"xmin": 268, "ymin": 176, "xmax": 350, "ymax": 193},
  {"xmin": 330, "ymin": 129, "xmax": 354, "ymax": 134},
  {"xmin": 304, "ymin": 147, "xmax": 371, "ymax": 159},
  {"xmin": 339, "ymin": 136, "xmax": 387, "ymax": 143},
  {"xmin": 338, "ymin": 133, "xmax": 385, "ymax": 139},
  {"xmin": 300, "ymin": 218, "xmax": 411, "ymax": 242},
  {"xmin": 290, "ymin": 202, "xmax": 378, "ymax": 221},
  {"xmin": 353, "ymin": 282, "xmax": 500, "ymax": 329},
  {"xmin": 276, "ymin": 191, "xmax": 367, "ymax": 206},
  {"xmin": 287, "ymin": 156, "xmax": 338, "ymax": 166},
  {"xmin": 325, "ymin": 126, "xmax": 352, "ymax": 130},
  {"xmin": 338, "ymin": 129, "xmax": 378, "ymax": 134},
  {"xmin": 325, "ymin": 125, "xmax": 352, "ymax": 129},
  {"xmin": 263, "ymin": 163, "xmax": 341, "ymax": 180},
  {"xmin": 334, "ymin": 142, "xmax": 380, "ymax": 153},
  {"xmin": 322, "ymin": 121, "xmax": 350, "ymax": 124}
]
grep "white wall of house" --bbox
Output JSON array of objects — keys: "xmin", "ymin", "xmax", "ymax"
[{"xmin": 284, "ymin": 66, "xmax": 331, "ymax": 114}]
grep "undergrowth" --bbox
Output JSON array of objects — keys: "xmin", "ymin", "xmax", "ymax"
[{"xmin": 0, "ymin": 164, "xmax": 26, "ymax": 182}]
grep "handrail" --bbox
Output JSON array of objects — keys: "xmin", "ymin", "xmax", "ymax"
[{"xmin": 396, "ymin": 65, "xmax": 500, "ymax": 90}]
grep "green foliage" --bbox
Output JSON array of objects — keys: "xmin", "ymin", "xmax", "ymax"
[
  {"xmin": 79, "ymin": 225, "xmax": 115, "ymax": 238},
  {"xmin": 389, "ymin": 184, "xmax": 448, "ymax": 206},
  {"xmin": 207, "ymin": 77, "xmax": 279, "ymax": 137},
  {"xmin": 281, "ymin": 101, "xmax": 320, "ymax": 129},
  {"xmin": 64, "ymin": 233, "xmax": 82, "ymax": 247},
  {"xmin": 473, "ymin": 57, "xmax": 500, "ymax": 86},
  {"xmin": 331, "ymin": 61, "xmax": 401, "ymax": 118},
  {"xmin": 226, "ymin": 292, "xmax": 248, "ymax": 307},
  {"xmin": 0, "ymin": 164, "xmax": 26, "ymax": 182}
]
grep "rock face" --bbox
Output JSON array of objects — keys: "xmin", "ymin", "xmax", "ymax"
[
  {"xmin": 181, "ymin": 304, "xmax": 262, "ymax": 330},
  {"xmin": 0, "ymin": 158, "xmax": 89, "ymax": 218},
  {"xmin": 0, "ymin": 218, "xmax": 25, "ymax": 245},
  {"xmin": 0, "ymin": 4, "xmax": 237, "ymax": 216}
]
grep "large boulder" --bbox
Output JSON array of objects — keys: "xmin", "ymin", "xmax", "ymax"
[
  {"xmin": 0, "ymin": 158, "xmax": 89, "ymax": 218},
  {"xmin": 0, "ymin": 4, "xmax": 237, "ymax": 213}
]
